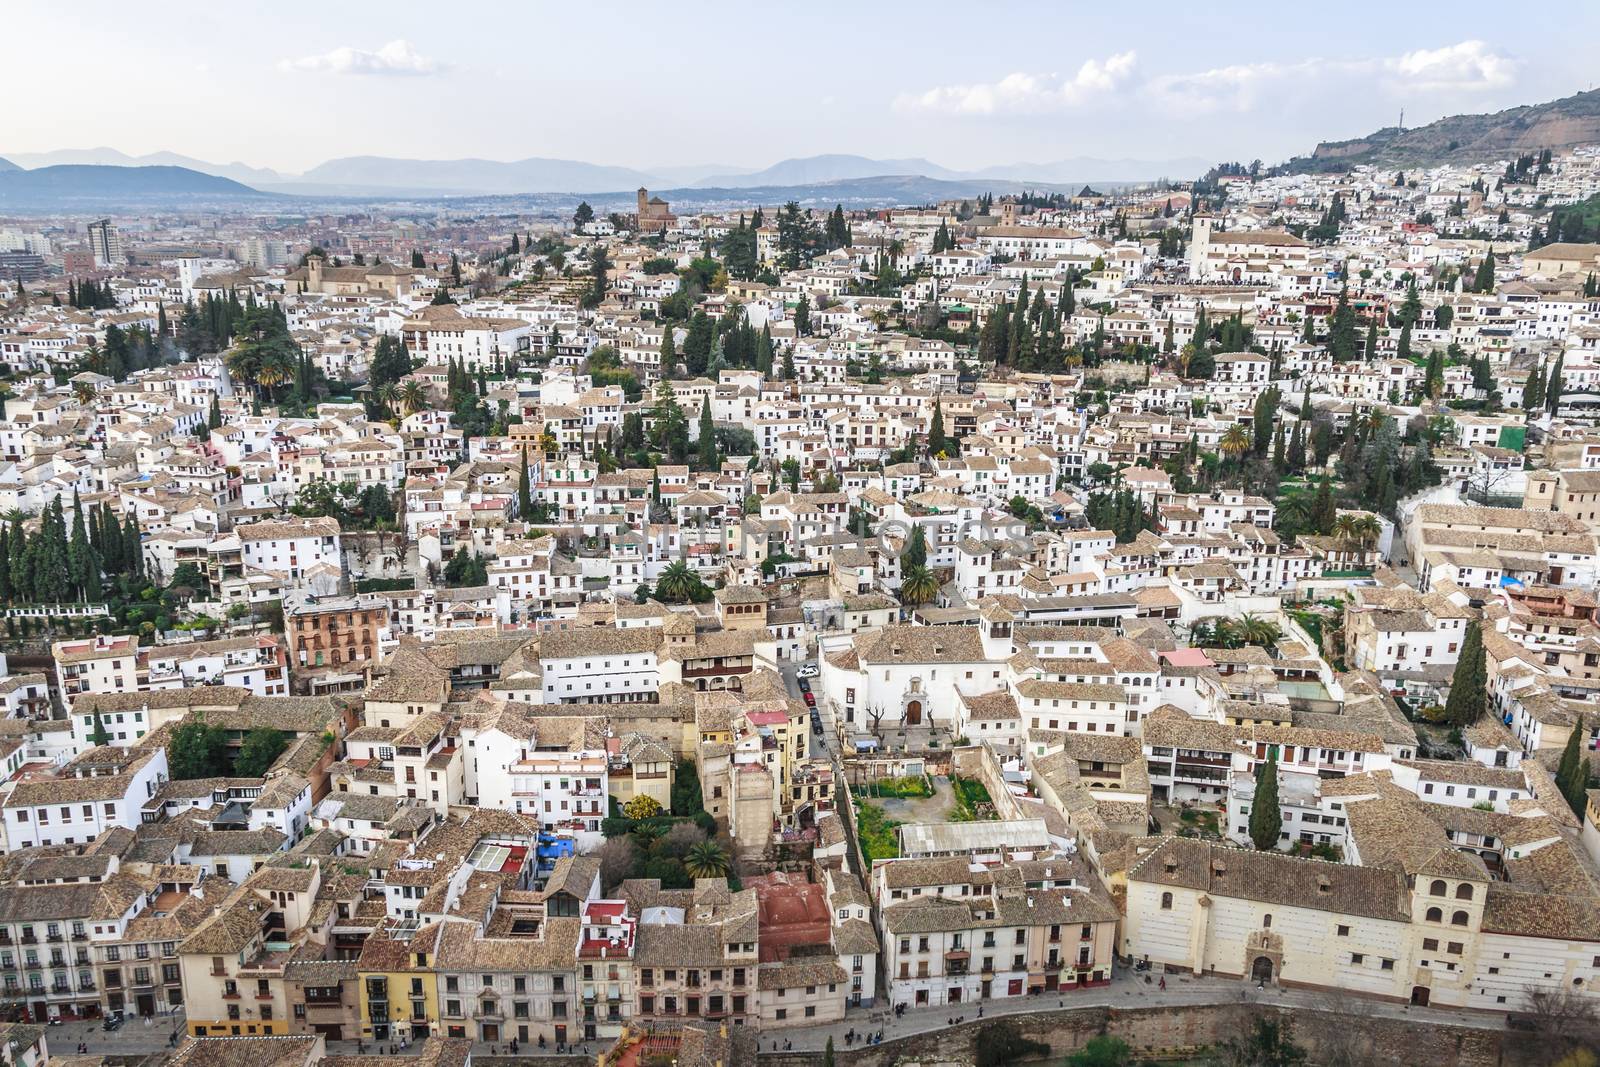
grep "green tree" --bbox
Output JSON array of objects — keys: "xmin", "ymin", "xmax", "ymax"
[
  {"xmin": 1211, "ymin": 1017, "xmax": 1307, "ymax": 1067},
  {"xmin": 974, "ymin": 1021, "xmax": 1049, "ymax": 1067},
  {"xmin": 1555, "ymin": 715, "xmax": 1590, "ymax": 817},
  {"xmin": 793, "ymin": 293, "xmax": 811, "ymax": 337},
  {"xmin": 1443, "ymin": 621, "xmax": 1486, "ymax": 728},
  {"xmin": 1249, "ymin": 750, "xmax": 1282, "ymax": 850},
  {"xmin": 88, "ymin": 712, "xmax": 111, "ymax": 748},
  {"xmin": 682, "ymin": 311, "xmax": 714, "ymax": 376},
  {"xmin": 573, "ymin": 201, "xmax": 594, "ymax": 228},
  {"xmin": 1547, "ymin": 353, "xmax": 1565, "ymax": 414},
  {"xmin": 696, "ymin": 399, "xmax": 717, "ymax": 470},
  {"xmin": 928, "ymin": 399, "xmax": 948, "ymax": 457},
  {"xmin": 684, "ymin": 840, "xmax": 731, "ymax": 879},
  {"xmin": 67, "ymin": 490, "xmax": 99, "ymax": 600},
  {"xmin": 517, "ymin": 445, "xmax": 536, "ymax": 521},
  {"xmin": 1473, "ymin": 247, "xmax": 1496, "ymax": 293},
  {"xmin": 235, "ymin": 727, "xmax": 288, "ymax": 777},
  {"xmin": 1066, "ymin": 1036, "xmax": 1132, "ymax": 1067},
  {"xmin": 1524, "ymin": 362, "xmax": 1546, "ymax": 414},
  {"xmin": 902, "ymin": 524, "xmax": 928, "ymax": 570},
  {"xmin": 655, "ymin": 561, "xmax": 710, "ymax": 604},
  {"xmin": 168, "ymin": 715, "xmax": 230, "ymax": 779},
  {"xmin": 658, "ymin": 328, "xmax": 677, "ymax": 379},
  {"xmin": 900, "ymin": 565, "xmax": 940, "ymax": 605}
]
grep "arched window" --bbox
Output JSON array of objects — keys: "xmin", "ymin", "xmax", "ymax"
[
  {"xmin": 1161, "ymin": 892, "xmax": 1173, "ymax": 910},
  {"xmin": 1451, "ymin": 911, "xmax": 1469, "ymax": 927},
  {"xmin": 1455, "ymin": 884, "xmax": 1474, "ymax": 901},
  {"xmin": 1425, "ymin": 907, "xmax": 1443, "ymax": 922},
  {"xmin": 1262, "ymin": 914, "xmax": 1272, "ymax": 929},
  {"xmin": 1429, "ymin": 879, "xmax": 1447, "ymax": 896}
]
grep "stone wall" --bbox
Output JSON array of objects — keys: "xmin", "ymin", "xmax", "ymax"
[{"xmin": 756, "ymin": 1002, "xmax": 1537, "ymax": 1067}]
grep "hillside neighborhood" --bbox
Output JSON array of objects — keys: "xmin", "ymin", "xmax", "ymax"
[{"xmin": 1, "ymin": 123, "xmax": 1600, "ymax": 1067}]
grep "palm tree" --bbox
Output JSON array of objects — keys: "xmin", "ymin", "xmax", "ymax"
[
  {"xmin": 1276, "ymin": 495, "xmax": 1312, "ymax": 533},
  {"xmin": 654, "ymin": 561, "xmax": 699, "ymax": 603},
  {"xmin": 1331, "ymin": 513, "xmax": 1359, "ymax": 547},
  {"xmin": 224, "ymin": 344, "xmax": 262, "ymax": 395},
  {"xmin": 378, "ymin": 382, "xmax": 401, "ymax": 415},
  {"xmin": 1212, "ymin": 618, "xmax": 1242, "ymax": 648},
  {"xmin": 255, "ymin": 349, "xmax": 295, "ymax": 400},
  {"xmin": 1219, "ymin": 425, "xmax": 1251, "ymax": 463},
  {"xmin": 630, "ymin": 821, "xmax": 668, "ymax": 849},
  {"xmin": 1351, "ymin": 514, "xmax": 1381, "ymax": 548},
  {"xmin": 1188, "ymin": 619, "xmax": 1217, "ymax": 647},
  {"xmin": 398, "ymin": 380, "xmax": 428, "ymax": 416},
  {"xmin": 71, "ymin": 380, "xmax": 97, "ymax": 406},
  {"xmin": 900, "ymin": 565, "xmax": 940, "ymax": 606},
  {"xmin": 1236, "ymin": 613, "xmax": 1282, "ymax": 648},
  {"xmin": 684, "ymin": 840, "xmax": 731, "ymax": 880}
]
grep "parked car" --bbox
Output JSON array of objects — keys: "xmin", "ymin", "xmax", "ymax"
[
  {"xmin": 797, "ymin": 662, "xmax": 820, "ymax": 679},
  {"xmin": 796, "ymin": 678, "xmax": 811, "ymax": 694},
  {"xmin": 803, "ymin": 691, "xmax": 817, "ymax": 708}
]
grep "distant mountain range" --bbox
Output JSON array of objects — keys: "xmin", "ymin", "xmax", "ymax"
[
  {"xmin": 0, "ymin": 165, "xmax": 267, "ymax": 209},
  {"xmin": 1, "ymin": 148, "xmax": 1209, "ymax": 199},
  {"xmin": 1282, "ymin": 88, "xmax": 1600, "ymax": 173},
  {"xmin": 0, "ymin": 147, "xmax": 286, "ymax": 186}
]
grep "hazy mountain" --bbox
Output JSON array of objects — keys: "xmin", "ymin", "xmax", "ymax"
[
  {"xmin": 0, "ymin": 165, "xmax": 271, "ymax": 209},
  {"xmin": 0, "ymin": 157, "xmax": 18, "ymax": 173},
  {"xmin": 692, "ymin": 153, "xmax": 1208, "ymax": 189},
  {"xmin": 649, "ymin": 174, "xmax": 1090, "ymax": 210},
  {"xmin": 1283, "ymin": 88, "xmax": 1600, "ymax": 172},
  {"xmin": 299, "ymin": 155, "xmax": 658, "ymax": 195},
  {"xmin": 692, "ymin": 154, "xmax": 964, "ymax": 188},
  {"xmin": 2, "ymin": 147, "xmax": 287, "ymax": 186},
  {"xmin": 964, "ymin": 156, "xmax": 1213, "ymax": 183}
]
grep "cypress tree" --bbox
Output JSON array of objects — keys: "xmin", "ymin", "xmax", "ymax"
[
  {"xmin": 1523, "ymin": 363, "xmax": 1545, "ymax": 413},
  {"xmin": 1443, "ymin": 621, "xmax": 1486, "ymax": 727},
  {"xmin": 755, "ymin": 324, "xmax": 774, "ymax": 377},
  {"xmin": 697, "ymin": 399, "xmax": 717, "ymax": 470},
  {"xmin": 1555, "ymin": 715, "xmax": 1590, "ymax": 816},
  {"xmin": 517, "ymin": 445, "xmax": 534, "ymax": 521},
  {"xmin": 928, "ymin": 400, "xmax": 947, "ymax": 458},
  {"xmin": 6, "ymin": 513, "xmax": 26, "ymax": 603},
  {"xmin": 1546, "ymin": 353, "xmax": 1565, "ymax": 414},
  {"xmin": 1310, "ymin": 475, "xmax": 1337, "ymax": 534},
  {"xmin": 1473, "ymin": 248, "xmax": 1496, "ymax": 293},
  {"xmin": 67, "ymin": 490, "xmax": 98, "ymax": 601},
  {"xmin": 1249, "ymin": 751, "xmax": 1283, "ymax": 851},
  {"xmin": 123, "ymin": 515, "xmax": 144, "ymax": 579}
]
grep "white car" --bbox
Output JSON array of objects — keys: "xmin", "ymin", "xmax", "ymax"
[{"xmin": 796, "ymin": 662, "xmax": 820, "ymax": 679}]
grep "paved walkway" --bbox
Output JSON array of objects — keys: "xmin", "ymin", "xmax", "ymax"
[
  {"xmin": 91, "ymin": 969, "xmax": 1513, "ymax": 1061},
  {"xmin": 754, "ymin": 966, "xmax": 1510, "ymax": 1054}
]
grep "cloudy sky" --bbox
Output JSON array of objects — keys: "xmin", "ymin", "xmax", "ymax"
[{"xmin": 10, "ymin": 1, "xmax": 1599, "ymax": 173}]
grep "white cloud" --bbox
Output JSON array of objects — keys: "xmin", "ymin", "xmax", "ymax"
[
  {"xmin": 1142, "ymin": 41, "xmax": 1518, "ymax": 115},
  {"xmin": 1387, "ymin": 40, "xmax": 1516, "ymax": 92},
  {"xmin": 894, "ymin": 52, "xmax": 1136, "ymax": 115},
  {"xmin": 282, "ymin": 40, "xmax": 441, "ymax": 77}
]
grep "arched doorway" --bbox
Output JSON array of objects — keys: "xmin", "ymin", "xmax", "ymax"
[
  {"xmin": 1250, "ymin": 956, "xmax": 1274, "ymax": 983},
  {"xmin": 1410, "ymin": 986, "xmax": 1430, "ymax": 1006},
  {"xmin": 906, "ymin": 700, "xmax": 923, "ymax": 725}
]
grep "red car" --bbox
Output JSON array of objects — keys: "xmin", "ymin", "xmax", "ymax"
[{"xmin": 803, "ymin": 691, "xmax": 817, "ymax": 708}]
